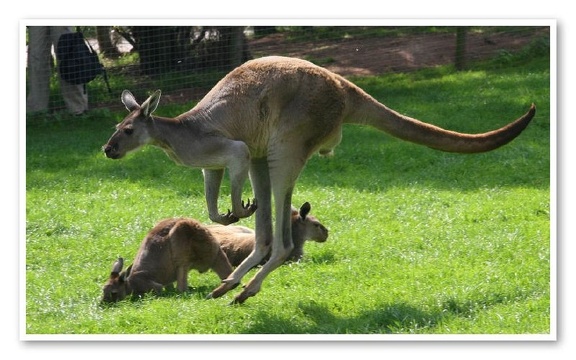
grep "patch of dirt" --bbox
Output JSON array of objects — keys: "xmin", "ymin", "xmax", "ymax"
[
  {"xmin": 115, "ymin": 27, "xmax": 549, "ymax": 107},
  {"xmin": 247, "ymin": 27, "xmax": 548, "ymax": 77}
]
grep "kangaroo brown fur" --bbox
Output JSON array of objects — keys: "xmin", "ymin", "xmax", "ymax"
[
  {"xmin": 101, "ymin": 218, "xmax": 234, "ymax": 303},
  {"xmin": 103, "ymin": 56, "xmax": 535, "ymax": 304},
  {"xmin": 209, "ymin": 202, "xmax": 328, "ymax": 266}
]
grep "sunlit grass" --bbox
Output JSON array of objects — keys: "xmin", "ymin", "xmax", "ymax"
[{"xmin": 25, "ymin": 55, "xmax": 550, "ymax": 336}]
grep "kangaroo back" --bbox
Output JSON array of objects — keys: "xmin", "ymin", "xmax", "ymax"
[
  {"xmin": 168, "ymin": 218, "xmax": 234, "ymax": 278},
  {"xmin": 208, "ymin": 225, "xmax": 256, "ymax": 267}
]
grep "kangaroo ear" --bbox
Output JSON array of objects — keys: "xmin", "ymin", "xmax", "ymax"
[
  {"xmin": 121, "ymin": 90, "xmax": 139, "ymax": 112},
  {"xmin": 141, "ymin": 90, "xmax": 162, "ymax": 117},
  {"xmin": 121, "ymin": 264, "xmax": 133, "ymax": 281},
  {"xmin": 110, "ymin": 257, "xmax": 124, "ymax": 276},
  {"xmin": 299, "ymin": 202, "xmax": 311, "ymax": 219}
]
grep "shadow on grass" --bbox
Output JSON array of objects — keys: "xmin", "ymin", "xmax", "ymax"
[
  {"xmin": 235, "ymin": 301, "xmax": 435, "ymax": 334},
  {"xmin": 241, "ymin": 291, "xmax": 529, "ymax": 335}
]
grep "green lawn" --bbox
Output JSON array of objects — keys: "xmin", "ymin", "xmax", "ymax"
[{"xmin": 24, "ymin": 54, "xmax": 551, "ymax": 338}]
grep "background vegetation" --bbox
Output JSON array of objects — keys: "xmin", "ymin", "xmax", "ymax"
[
  {"xmin": 24, "ymin": 26, "xmax": 551, "ymax": 337},
  {"xmin": 28, "ymin": 26, "xmax": 548, "ymax": 113}
]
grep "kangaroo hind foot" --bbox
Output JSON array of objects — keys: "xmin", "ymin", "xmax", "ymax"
[{"xmin": 205, "ymin": 278, "xmax": 241, "ymax": 299}]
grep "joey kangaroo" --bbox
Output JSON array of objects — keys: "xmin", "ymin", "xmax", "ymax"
[{"xmin": 103, "ymin": 55, "xmax": 535, "ymax": 305}]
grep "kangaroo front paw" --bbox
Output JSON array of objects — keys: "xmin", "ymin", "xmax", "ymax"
[
  {"xmin": 211, "ymin": 199, "xmax": 257, "ymax": 225},
  {"xmin": 235, "ymin": 198, "xmax": 258, "ymax": 218},
  {"xmin": 210, "ymin": 210, "xmax": 240, "ymax": 225}
]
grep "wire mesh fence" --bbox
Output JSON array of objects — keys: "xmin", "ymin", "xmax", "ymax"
[{"xmin": 24, "ymin": 25, "xmax": 550, "ymax": 116}]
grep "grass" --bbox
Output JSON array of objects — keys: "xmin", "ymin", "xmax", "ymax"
[{"xmin": 24, "ymin": 53, "xmax": 551, "ymax": 337}]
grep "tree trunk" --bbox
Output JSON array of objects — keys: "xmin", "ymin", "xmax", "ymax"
[
  {"xmin": 128, "ymin": 26, "xmax": 251, "ymax": 75},
  {"xmin": 209, "ymin": 27, "xmax": 250, "ymax": 71},
  {"xmin": 131, "ymin": 26, "xmax": 181, "ymax": 75},
  {"xmin": 96, "ymin": 26, "xmax": 120, "ymax": 58}
]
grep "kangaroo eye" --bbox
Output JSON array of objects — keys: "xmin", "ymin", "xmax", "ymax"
[{"xmin": 123, "ymin": 127, "xmax": 134, "ymax": 135}]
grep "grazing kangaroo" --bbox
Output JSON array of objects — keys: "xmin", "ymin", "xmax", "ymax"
[
  {"xmin": 101, "ymin": 218, "xmax": 234, "ymax": 303},
  {"xmin": 209, "ymin": 202, "xmax": 328, "ymax": 266},
  {"xmin": 103, "ymin": 55, "xmax": 535, "ymax": 304}
]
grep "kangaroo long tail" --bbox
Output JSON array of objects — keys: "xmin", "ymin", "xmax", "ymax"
[{"xmin": 345, "ymin": 87, "xmax": 535, "ymax": 154}]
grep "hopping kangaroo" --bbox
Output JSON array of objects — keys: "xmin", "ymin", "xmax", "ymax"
[{"xmin": 103, "ymin": 55, "xmax": 535, "ymax": 304}]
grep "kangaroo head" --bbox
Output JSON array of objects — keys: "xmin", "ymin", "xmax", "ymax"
[
  {"xmin": 102, "ymin": 90, "xmax": 161, "ymax": 159},
  {"xmin": 101, "ymin": 257, "xmax": 132, "ymax": 304},
  {"xmin": 293, "ymin": 202, "xmax": 329, "ymax": 243}
]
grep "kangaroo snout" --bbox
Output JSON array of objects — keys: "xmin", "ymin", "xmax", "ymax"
[
  {"xmin": 315, "ymin": 226, "xmax": 329, "ymax": 242},
  {"xmin": 102, "ymin": 144, "xmax": 120, "ymax": 159}
]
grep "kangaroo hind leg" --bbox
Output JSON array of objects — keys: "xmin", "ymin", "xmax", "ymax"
[
  {"xmin": 207, "ymin": 158, "xmax": 272, "ymax": 299},
  {"xmin": 230, "ymin": 152, "xmax": 307, "ymax": 304}
]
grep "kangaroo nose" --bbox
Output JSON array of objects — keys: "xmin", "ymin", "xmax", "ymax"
[{"xmin": 103, "ymin": 144, "xmax": 118, "ymax": 159}]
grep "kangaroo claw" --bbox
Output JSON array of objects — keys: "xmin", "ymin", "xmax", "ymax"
[
  {"xmin": 212, "ymin": 210, "xmax": 240, "ymax": 225},
  {"xmin": 242, "ymin": 198, "xmax": 257, "ymax": 210},
  {"xmin": 238, "ymin": 198, "xmax": 257, "ymax": 217}
]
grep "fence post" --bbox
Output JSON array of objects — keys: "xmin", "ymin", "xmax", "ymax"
[{"xmin": 455, "ymin": 27, "xmax": 468, "ymax": 71}]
